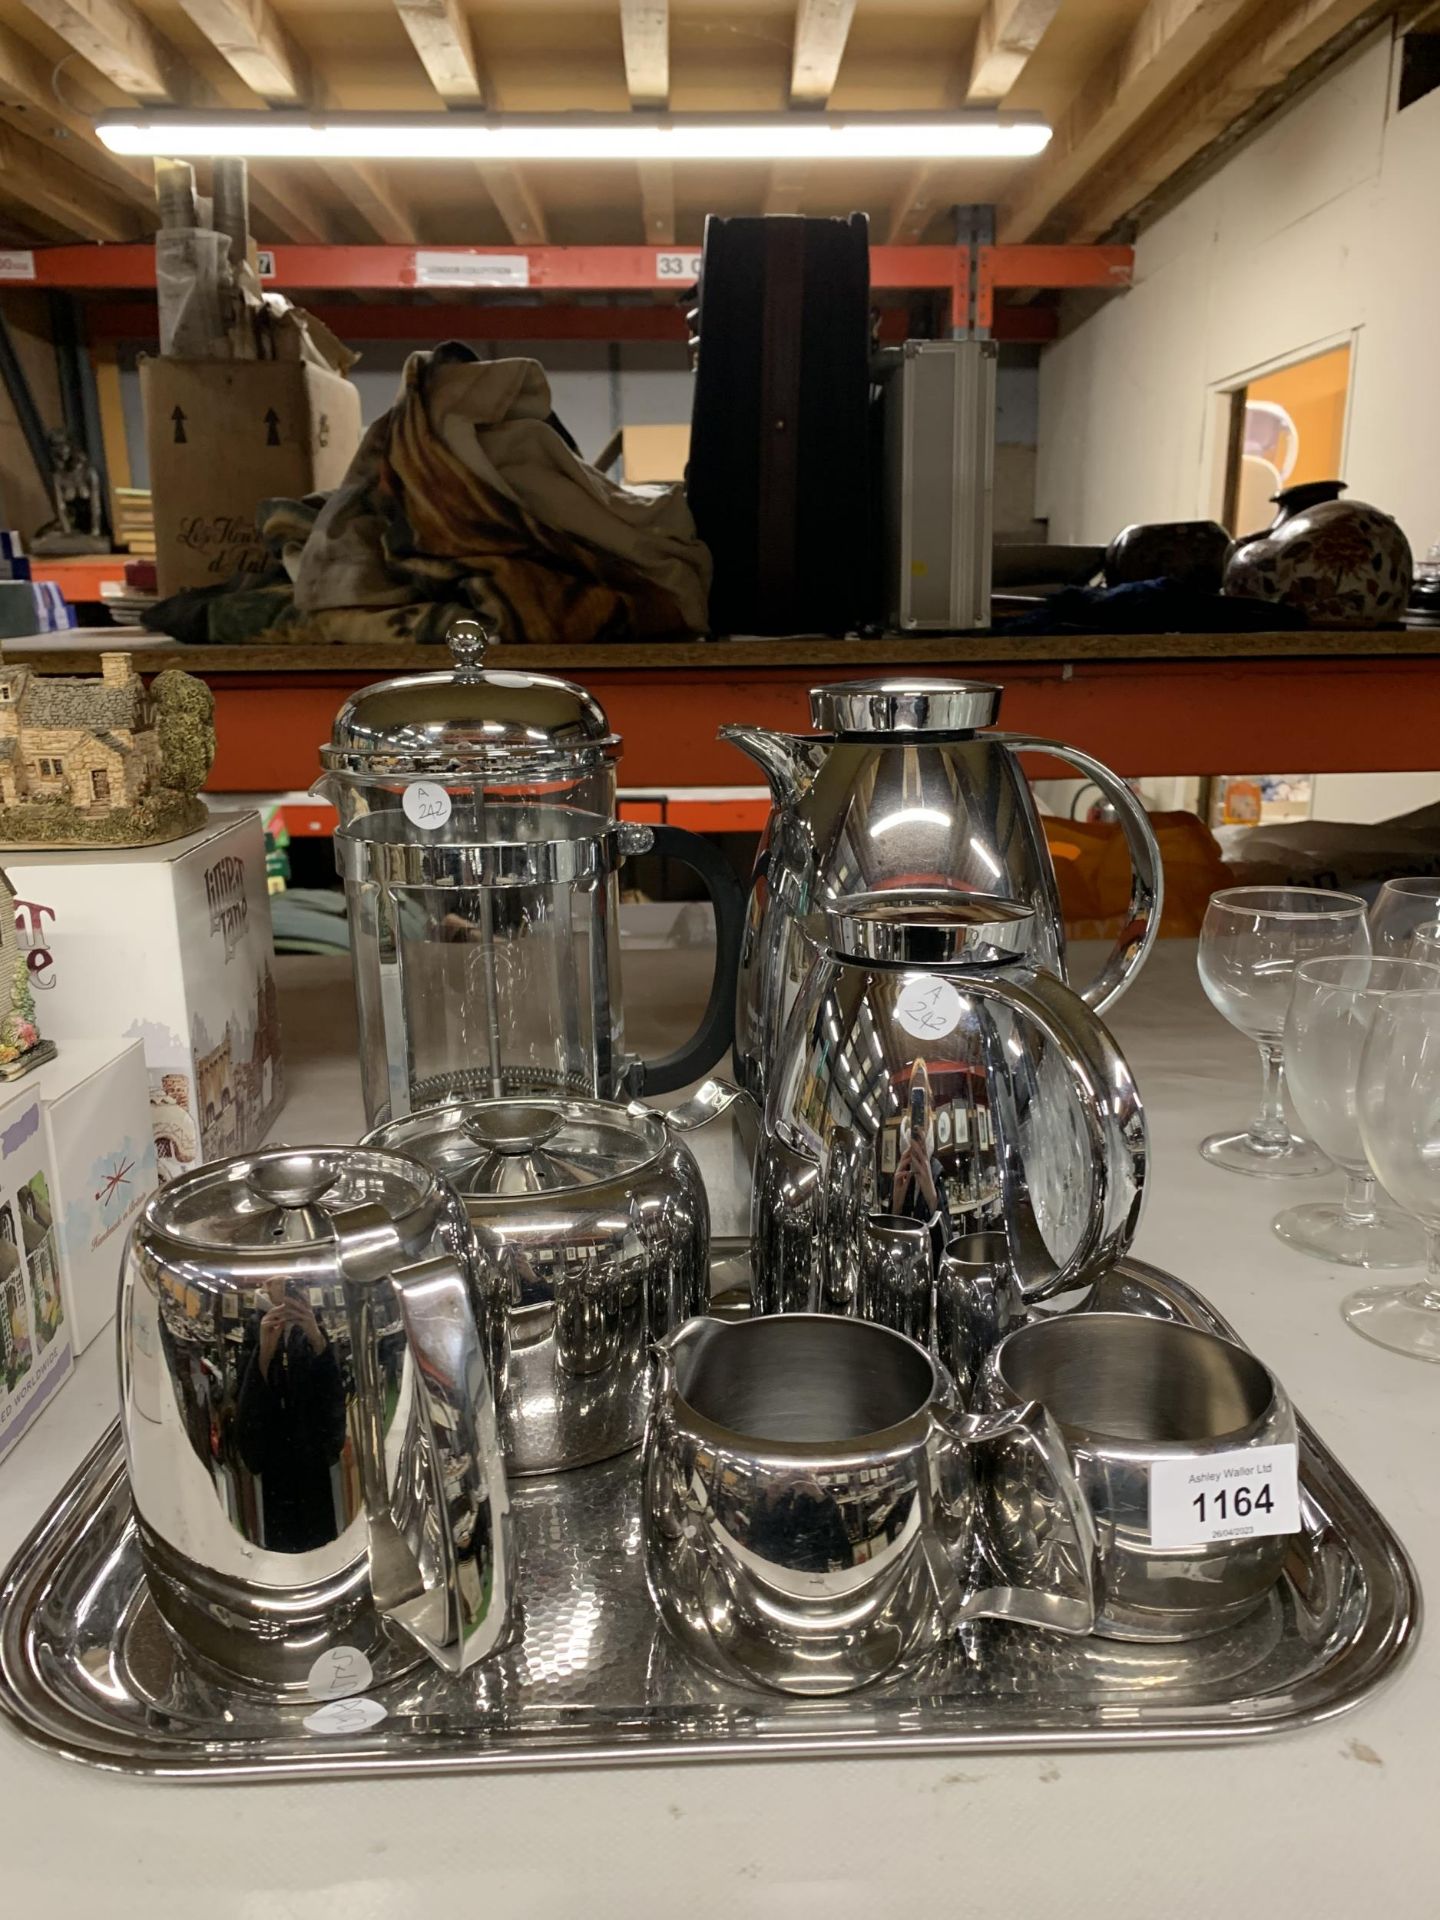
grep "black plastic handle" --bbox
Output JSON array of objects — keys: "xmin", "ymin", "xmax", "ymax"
[{"xmin": 632, "ymin": 823, "xmax": 747, "ymax": 1097}]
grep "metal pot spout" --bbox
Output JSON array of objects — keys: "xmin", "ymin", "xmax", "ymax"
[{"xmin": 718, "ymin": 725, "xmax": 827, "ymax": 808}]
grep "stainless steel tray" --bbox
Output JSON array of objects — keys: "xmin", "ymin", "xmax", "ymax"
[{"xmin": 0, "ymin": 1258, "xmax": 1420, "ymax": 1780}]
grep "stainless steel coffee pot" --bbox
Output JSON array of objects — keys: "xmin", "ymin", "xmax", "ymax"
[
  {"xmin": 119, "ymin": 1146, "xmax": 512, "ymax": 1694},
  {"xmin": 318, "ymin": 621, "xmax": 744, "ymax": 1122},
  {"xmin": 753, "ymin": 894, "xmax": 1147, "ymax": 1315},
  {"xmin": 722, "ymin": 678, "xmax": 1163, "ymax": 1104}
]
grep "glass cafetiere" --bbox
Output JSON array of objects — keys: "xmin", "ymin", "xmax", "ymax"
[{"xmin": 318, "ymin": 623, "xmax": 744, "ymax": 1126}]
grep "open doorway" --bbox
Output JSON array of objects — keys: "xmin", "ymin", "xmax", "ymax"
[{"xmin": 1220, "ymin": 342, "xmax": 1353, "ymax": 534}]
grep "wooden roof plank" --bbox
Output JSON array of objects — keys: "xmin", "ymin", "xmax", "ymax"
[
  {"xmin": 0, "ymin": 121, "xmax": 137, "ymax": 240},
  {"xmin": 395, "ymin": 0, "xmax": 484, "ymax": 103},
  {"xmin": 621, "ymin": 1, "xmax": 669, "ymax": 110},
  {"xmin": 997, "ymin": 0, "xmax": 1254, "ymax": 242},
  {"xmin": 790, "ymin": 0, "xmax": 858, "ymax": 107},
  {"xmin": 175, "ymin": 0, "xmax": 306, "ymax": 105},
  {"xmin": 1059, "ymin": 0, "xmax": 1419, "ymax": 241},
  {"xmin": 478, "ymin": 163, "xmax": 549, "ymax": 243},
  {"xmin": 966, "ymin": 0, "xmax": 1063, "ymax": 103},
  {"xmin": 17, "ymin": 0, "xmax": 174, "ymax": 103}
]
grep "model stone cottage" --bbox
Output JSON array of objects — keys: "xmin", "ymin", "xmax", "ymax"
[{"xmin": 0, "ymin": 647, "xmax": 215, "ymax": 847}]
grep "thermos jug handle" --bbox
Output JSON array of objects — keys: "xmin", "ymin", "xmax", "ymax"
[
  {"xmin": 627, "ymin": 824, "xmax": 748, "ymax": 1097},
  {"xmin": 994, "ymin": 734, "xmax": 1164, "ymax": 1015},
  {"xmin": 961, "ymin": 970, "xmax": 1147, "ymax": 1304},
  {"xmin": 927, "ymin": 1398, "xmax": 1097, "ymax": 1636},
  {"xmin": 333, "ymin": 1205, "xmax": 512, "ymax": 1676}
]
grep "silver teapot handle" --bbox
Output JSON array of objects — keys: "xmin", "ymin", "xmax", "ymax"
[
  {"xmin": 333, "ymin": 1205, "xmax": 512, "ymax": 1676},
  {"xmin": 962, "ymin": 969, "xmax": 1147, "ymax": 1303},
  {"xmin": 927, "ymin": 1397, "xmax": 1096, "ymax": 1636},
  {"xmin": 994, "ymin": 734, "xmax": 1164, "ymax": 1015}
]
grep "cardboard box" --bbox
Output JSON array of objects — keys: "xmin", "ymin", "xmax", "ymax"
[
  {"xmin": 0, "ymin": 1081, "xmax": 72, "ymax": 1466},
  {"xmin": 3, "ymin": 811, "xmax": 285, "ymax": 1177},
  {"xmin": 141, "ymin": 356, "xmax": 361, "ymax": 594},
  {"xmin": 31, "ymin": 1038, "xmax": 157, "ymax": 1354}
]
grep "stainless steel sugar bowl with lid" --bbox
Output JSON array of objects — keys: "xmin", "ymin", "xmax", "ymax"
[
  {"xmin": 363, "ymin": 1089, "xmax": 736, "ymax": 1475},
  {"xmin": 118, "ymin": 1145, "xmax": 513, "ymax": 1696}
]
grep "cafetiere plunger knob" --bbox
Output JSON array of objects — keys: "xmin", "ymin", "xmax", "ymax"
[{"xmin": 447, "ymin": 617, "xmax": 494, "ymax": 680}]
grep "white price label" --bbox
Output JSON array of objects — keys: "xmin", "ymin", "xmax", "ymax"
[
  {"xmin": 655, "ymin": 251, "xmax": 703, "ymax": 282},
  {"xmin": 255, "ymin": 249, "xmax": 276, "ymax": 280},
  {"xmin": 414, "ymin": 249, "xmax": 530, "ymax": 288},
  {"xmin": 402, "ymin": 780, "xmax": 453, "ymax": 830},
  {"xmin": 0, "ymin": 250, "xmax": 35, "ymax": 281},
  {"xmin": 305, "ymin": 1645, "xmax": 375, "ymax": 1701},
  {"xmin": 894, "ymin": 974, "xmax": 963, "ymax": 1042},
  {"xmin": 1148, "ymin": 1443, "xmax": 1300, "ymax": 1549},
  {"xmin": 303, "ymin": 1697, "xmax": 388, "ymax": 1737}
]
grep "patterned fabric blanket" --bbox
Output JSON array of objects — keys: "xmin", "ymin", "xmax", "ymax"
[{"xmin": 148, "ymin": 345, "xmax": 712, "ymax": 646}]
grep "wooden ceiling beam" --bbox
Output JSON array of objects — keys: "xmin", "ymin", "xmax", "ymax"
[
  {"xmin": 175, "ymin": 0, "xmax": 305, "ymax": 103},
  {"xmin": 620, "ymin": 1, "xmax": 669, "ymax": 110},
  {"xmin": 0, "ymin": 121, "xmax": 137, "ymax": 240},
  {"xmin": 637, "ymin": 160, "xmax": 674, "ymax": 243},
  {"xmin": 966, "ymin": 0, "xmax": 1062, "ymax": 103},
  {"xmin": 17, "ymin": 0, "xmax": 175, "ymax": 104},
  {"xmin": 394, "ymin": 0, "xmax": 483, "ymax": 102},
  {"xmin": 997, "ymin": 0, "xmax": 1255, "ymax": 242},
  {"xmin": 789, "ymin": 0, "xmax": 858, "ymax": 106},
  {"xmin": 1057, "ymin": 0, "xmax": 1421, "ymax": 242},
  {"xmin": 478, "ymin": 165, "xmax": 548, "ymax": 243}
]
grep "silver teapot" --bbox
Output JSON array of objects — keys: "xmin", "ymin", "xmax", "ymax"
[
  {"xmin": 753, "ymin": 893, "xmax": 1147, "ymax": 1315},
  {"xmin": 722, "ymin": 678, "xmax": 1162, "ymax": 1105},
  {"xmin": 119, "ymin": 1146, "xmax": 512, "ymax": 1695}
]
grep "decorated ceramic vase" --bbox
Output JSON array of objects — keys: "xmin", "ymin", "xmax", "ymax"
[{"xmin": 1224, "ymin": 481, "xmax": 1412, "ymax": 627}]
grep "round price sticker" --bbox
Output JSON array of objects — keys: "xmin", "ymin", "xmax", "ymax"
[
  {"xmin": 305, "ymin": 1645, "xmax": 374, "ymax": 1702},
  {"xmin": 402, "ymin": 781, "xmax": 453, "ymax": 830},
  {"xmin": 303, "ymin": 1697, "xmax": 388, "ymax": 1737},
  {"xmin": 894, "ymin": 975, "xmax": 964, "ymax": 1042}
]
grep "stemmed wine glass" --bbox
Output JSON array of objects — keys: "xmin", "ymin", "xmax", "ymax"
[
  {"xmin": 1197, "ymin": 886, "xmax": 1370, "ymax": 1176},
  {"xmin": 1369, "ymin": 876, "xmax": 1440, "ymax": 963},
  {"xmin": 1275, "ymin": 956, "xmax": 1438, "ymax": 1266},
  {"xmin": 1350, "ymin": 986, "xmax": 1440, "ymax": 1361}
]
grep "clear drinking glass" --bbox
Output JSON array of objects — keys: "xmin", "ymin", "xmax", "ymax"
[
  {"xmin": 1275, "ymin": 956, "xmax": 1438, "ymax": 1266},
  {"xmin": 1197, "ymin": 886, "xmax": 1370, "ymax": 1177},
  {"xmin": 1368, "ymin": 876, "xmax": 1440, "ymax": 964},
  {"xmin": 1349, "ymin": 987, "xmax": 1440, "ymax": 1361}
]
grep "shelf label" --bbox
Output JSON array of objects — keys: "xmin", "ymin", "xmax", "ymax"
[
  {"xmin": 655, "ymin": 251, "xmax": 702, "ymax": 282},
  {"xmin": 1148, "ymin": 1443, "xmax": 1300, "ymax": 1548},
  {"xmin": 414, "ymin": 249, "xmax": 530, "ymax": 288},
  {"xmin": 0, "ymin": 251, "xmax": 35, "ymax": 281},
  {"xmin": 255, "ymin": 249, "xmax": 276, "ymax": 280}
]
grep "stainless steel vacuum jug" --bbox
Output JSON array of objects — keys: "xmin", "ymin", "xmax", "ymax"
[{"xmin": 722, "ymin": 677, "xmax": 1162, "ymax": 1104}]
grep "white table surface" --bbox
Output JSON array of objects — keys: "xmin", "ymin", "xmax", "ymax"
[{"xmin": 1, "ymin": 940, "xmax": 1434, "ymax": 1917}]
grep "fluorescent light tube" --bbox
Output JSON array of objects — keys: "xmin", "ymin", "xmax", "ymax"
[{"xmin": 97, "ymin": 112, "xmax": 1051, "ymax": 163}]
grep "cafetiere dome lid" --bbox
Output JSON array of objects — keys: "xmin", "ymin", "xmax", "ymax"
[
  {"xmin": 321, "ymin": 619, "xmax": 618, "ymax": 776},
  {"xmin": 809, "ymin": 679, "xmax": 1001, "ymax": 736},
  {"xmin": 365, "ymin": 1097, "xmax": 667, "ymax": 1203}
]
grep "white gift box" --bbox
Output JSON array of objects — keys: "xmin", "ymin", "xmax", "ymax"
[
  {"xmin": 0, "ymin": 1080, "xmax": 72, "ymax": 1466},
  {"xmin": 30, "ymin": 1037, "xmax": 157, "ymax": 1354},
  {"xmin": 3, "ymin": 811, "xmax": 285, "ymax": 1177}
]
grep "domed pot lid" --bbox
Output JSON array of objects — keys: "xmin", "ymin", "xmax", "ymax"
[
  {"xmin": 321, "ymin": 619, "xmax": 619, "ymax": 777},
  {"xmin": 363, "ymin": 1097, "xmax": 669, "ymax": 1205}
]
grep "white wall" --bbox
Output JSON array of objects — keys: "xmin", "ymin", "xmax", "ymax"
[{"xmin": 1035, "ymin": 29, "xmax": 1439, "ymax": 561}]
